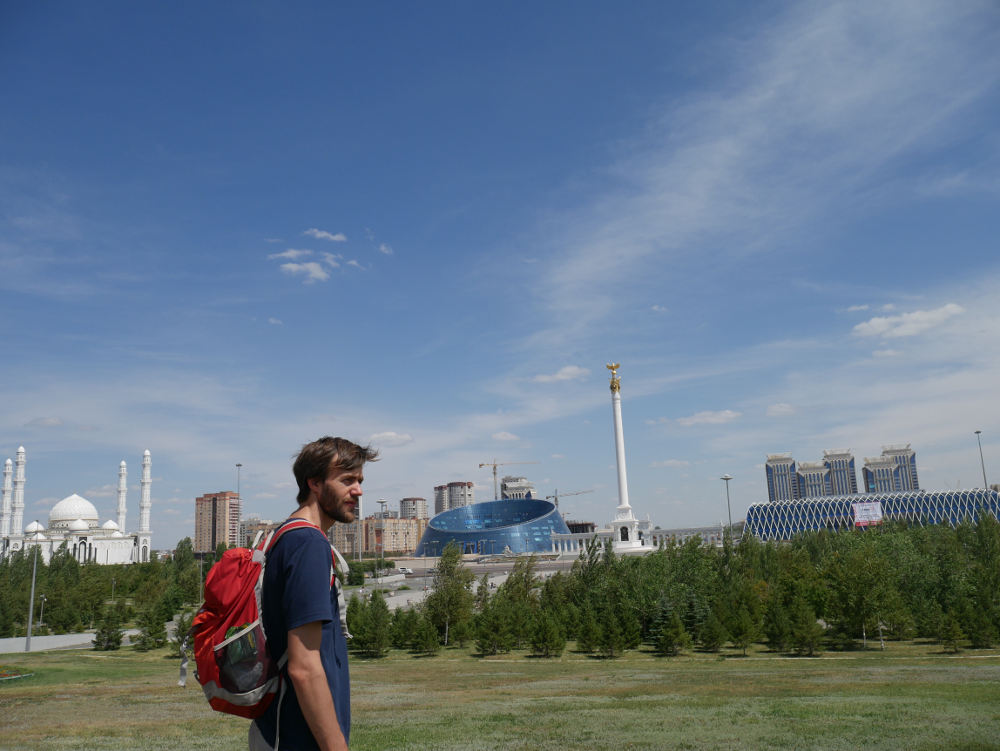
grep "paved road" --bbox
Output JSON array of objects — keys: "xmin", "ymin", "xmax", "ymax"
[{"xmin": 0, "ymin": 629, "xmax": 140, "ymax": 654}]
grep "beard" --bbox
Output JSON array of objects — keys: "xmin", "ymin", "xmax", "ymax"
[{"xmin": 319, "ymin": 483, "xmax": 357, "ymax": 525}]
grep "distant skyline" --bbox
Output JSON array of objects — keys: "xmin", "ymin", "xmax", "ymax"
[{"xmin": 2, "ymin": 2, "xmax": 999, "ymax": 548}]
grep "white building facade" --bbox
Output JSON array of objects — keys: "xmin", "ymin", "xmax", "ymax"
[{"xmin": 0, "ymin": 447, "xmax": 154, "ymax": 564}]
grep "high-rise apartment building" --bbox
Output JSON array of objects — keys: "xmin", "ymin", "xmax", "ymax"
[
  {"xmin": 881, "ymin": 444, "xmax": 919, "ymax": 491},
  {"xmin": 765, "ymin": 454, "xmax": 798, "ymax": 503},
  {"xmin": 500, "ymin": 475, "xmax": 535, "ymax": 500},
  {"xmin": 823, "ymin": 449, "xmax": 858, "ymax": 495},
  {"xmin": 400, "ymin": 497, "xmax": 428, "ymax": 519},
  {"xmin": 327, "ymin": 516, "xmax": 428, "ymax": 556},
  {"xmin": 433, "ymin": 482, "xmax": 474, "ymax": 514},
  {"xmin": 863, "ymin": 445, "xmax": 919, "ymax": 493},
  {"xmin": 796, "ymin": 461, "xmax": 832, "ymax": 498},
  {"xmin": 194, "ymin": 491, "xmax": 241, "ymax": 553}
]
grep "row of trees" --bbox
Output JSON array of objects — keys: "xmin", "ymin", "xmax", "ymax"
[
  {"xmin": 347, "ymin": 516, "xmax": 1000, "ymax": 659},
  {"xmin": 0, "ymin": 537, "xmax": 213, "ymax": 641}
]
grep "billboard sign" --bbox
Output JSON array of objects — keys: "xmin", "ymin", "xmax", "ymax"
[{"xmin": 852, "ymin": 501, "xmax": 884, "ymax": 527}]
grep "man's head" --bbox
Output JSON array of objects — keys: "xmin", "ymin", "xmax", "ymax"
[{"xmin": 293, "ymin": 436, "xmax": 379, "ymax": 504}]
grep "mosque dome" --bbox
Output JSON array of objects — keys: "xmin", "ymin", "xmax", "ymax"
[
  {"xmin": 24, "ymin": 520, "xmax": 44, "ymax": 534},
  {"xmin": 102, "ymin": 520, "xmax": 120, "ymax": 531},
  {"xmin": 28, "ymin": 531, "xmax": 47, "ymax": 541},
  {"xmin": 49, "ymin": 494, "xmax": 100, "ymax": 530},
  {"xmin": 111, "ymin": 530, "xmax": 124, "ymax": 538},
  {"xmin": 68, "ymin": 518, "xmax": 90, "ymax": 532}
]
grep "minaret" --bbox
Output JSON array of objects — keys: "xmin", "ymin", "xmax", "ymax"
[
  {"xmin": 1, "ymin": 457, "xmax": 12, "ymax": 538},
  {"xmin": 11, "ymin": 446, "xmax": 26, "ymax": 539},
  {"xmin": 139, "ymin": 450, "xmax": 151, "ymax": 533},
  {"xmin": 606, "ymin": 365, "xmax": 640, "ymax": 550},
  {"xmin": 117, "ymin": 460, "xmax": 128, "ymax": 531}
]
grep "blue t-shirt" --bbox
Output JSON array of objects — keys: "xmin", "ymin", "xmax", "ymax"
[{"xmin": 255, "ymin": 523, "xmax": 350, "ymax": 750}]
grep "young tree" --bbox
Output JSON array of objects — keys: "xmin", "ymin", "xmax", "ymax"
[
  {"xmin": 424, "ymin": 542, "xmax": 474, "ymax": 645},
  {"xmin": 475, "ymin": 596, "xmax": 513, "ymax": 656},
  {"xmin": 93, "ymin": 607, "xmax": 124, "ymax": 651},
  {"xmin": 940, "ymin": 612, "xmax": 964, "ymax": 653},
  {"xmin": 413, "ymin": 614, "xmax": 441, "ymax": 656},
  {"xmin": 790, "ymin": 595, "xmax": 824, "ymax": 656},
  {"xmin": 575, "ymin": 609, "xmax": 600, "ymax": 654},
  {"xmin": 355, "ymin": 591, "xmax": 391, "ymax": 657},
  {"xmin": 597, "ymin": 607, "xmax": 624, "ymax": 658},
  {"xmin": 134, "ymin": 607, "xmax": 167, "ymax": 651},
  {"xmin": 530, "ymin": 610, "xmax": 566, "ymax": 658},
  {"xmin": 764, "ymin": 597, "xmax": 792, "ymax": 653},
  {"xmin": 729, "ymin": 605, "xmax": 759, "ymax": 656},
  {"xmin": 699, "ymin": 608, "xmax": 728, "ymax": 653},
  {"xmin": 653, "ymin": 610, "xmax": 691, "ymax": 657}
]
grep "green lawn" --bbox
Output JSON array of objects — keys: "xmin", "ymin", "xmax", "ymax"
[{"xmin": 2, "ymin": 643, "xmax": 999, "ymax": 750}]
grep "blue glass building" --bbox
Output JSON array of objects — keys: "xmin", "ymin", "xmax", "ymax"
[
  {"xmin": 414, "ymin": 498, "xmax": 571, "ymax": 556},
  {"xmin": 745, "ymin": 489, "xmax": 1000, "ymax": 542}
]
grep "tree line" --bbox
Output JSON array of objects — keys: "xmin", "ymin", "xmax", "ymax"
[
  {"xmin": 346, "ymin": 516, "xmax": 1000, "ymax": 659},
  {"xmin": 0, "ymin": 537, "xmax": 211, "ymax": 650}
]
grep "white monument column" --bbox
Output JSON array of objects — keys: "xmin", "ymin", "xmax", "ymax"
[
  {"xmin": 607, "ymin": 364, "xmax": 640, "ymax": 550},
  {"xmin": 11, "ymin": 446, "xmax": 26, "ymax": 539},
  {"xmin": 139, "ymin": 450, "xmax": 151, "ymax": 533},
  {"xmin": 1, "ymin": 457, "xmax": 12, "ymax": 538},
  {"xmin": 117, "ymin": 460, "xmax": 128, "ymax": 531}
]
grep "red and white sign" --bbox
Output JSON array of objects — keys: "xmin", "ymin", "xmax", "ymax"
[{"xmin": 852, "ymin": 501, "xmax": 884, "ymax": 527}]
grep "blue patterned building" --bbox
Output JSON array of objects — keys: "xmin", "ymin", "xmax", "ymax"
[
  {"xmin": 414, "ymin": 498, "xmax": 571, "ymax": 556},
  {"xmin": 745, "ymin": 489, "xmax": 1000, "ymax": 542}
]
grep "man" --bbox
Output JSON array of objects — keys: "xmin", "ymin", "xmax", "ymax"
[{"xmin": 250, "ymin": 437, "xmax": 378, "ymax": 751}]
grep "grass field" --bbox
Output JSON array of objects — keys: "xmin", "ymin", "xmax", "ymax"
[{"xmin": 2, "ymin": 642, "xmax": 999, "ymax": 750}]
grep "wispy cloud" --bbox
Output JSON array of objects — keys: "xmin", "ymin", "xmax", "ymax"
[
  {"xmin": 853, "ymin": 303, "xmax": 964, "ymax": 338},
  {"xmin": 268, "ymin": 317, "xmax": 283, "ymax": 326},
  {"xmin": 676, "ymin": 410, "xmax": 741, "ymax": 427},
  {"xmin": 378, "ymin": 243, "xmax": 393, "ymax": 255},
  {"xmin": 280, "ymin": 262, "xmax": 330, "ymax": 283},
  {"xmin": 267, "ymin": 248, "xmax": 312, "ymax": 260},
  {"xmin": 492, "ymin": 431, "xmax": 519, "ymax": 441},
  {"xmin": 651, "ymin": 459, "xmax": 690, "ymax": 468},
  {"xmin": 524, "ymin": 1, "xmax": 1000, "ymax": 351},
  {"xmin": 765, "ymin": 403, "xmax": 795, "ymax": 417},
  {"xmin": 847, "ymin": 304, "xmax": 870, "ymax": 312},
  {"xmin": 346, "ymin": 260, "xmax": 365, "ymax": 270},
  {"xmin": 532, "ymin": 365, "xmax": 590, "ymax": 383},
  {"xmin": 651, "ymin": 305, "xmax": 668, "ymax": 313},
  {"xmin": 24, "ymin": 416, "xmax": 62, "ymax": 427},
  {"xmin": 370, "ymin": 431, "xmax": 413, "ymax": 448},
  {"xmin": 321, "ymin": 253, "xmax": 342, "ymax": 267},
  {"xmin": 304, "ymin": 228, "xmax": 346, "ymax": 242}
]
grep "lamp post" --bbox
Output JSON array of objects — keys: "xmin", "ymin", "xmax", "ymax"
[
  {"xmin": 25, "ymin": 543, "xmax": 38, "ymax": 652},
  {"xmin": 39, "ymin": 594, "xmax": 46, "ymax": 628},
  {"xmin": 377, "ymin": 499, "xmax": 387, "ymax": 586},
  {"xmin": 720, "ymin": 474, "xmax": 733, "ymax": 535},
  {"xmin": 975, "ymin": 431, "xmax": 988, "ymax": 489}
]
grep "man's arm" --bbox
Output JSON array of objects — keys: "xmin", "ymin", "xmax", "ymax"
[{"xmin": 286, "ymin": 621, "xmax": 348, "ymax": 751}]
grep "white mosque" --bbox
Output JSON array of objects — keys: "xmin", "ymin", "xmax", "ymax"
[{"xmin": 0, "ymin": 446, "xmax": 153, "ymax": 564}]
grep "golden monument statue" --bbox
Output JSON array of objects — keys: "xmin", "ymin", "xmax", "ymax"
[{"xmin": 606, "ymin": 362, "xmax": 621, "ymax": 393}]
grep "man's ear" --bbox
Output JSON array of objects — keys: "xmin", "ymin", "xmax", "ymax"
[{"xmin": 306, "ymin": 476, "xmax": 323, "ymax": 496}]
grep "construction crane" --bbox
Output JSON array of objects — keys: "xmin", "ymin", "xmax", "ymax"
[
  {"xmin": 544, "ymin": 488, "xmax": 594, "ymax": 509},
  {"xmin": 479, "ymin": 459, "xmax": 539, "ymax": 501}
]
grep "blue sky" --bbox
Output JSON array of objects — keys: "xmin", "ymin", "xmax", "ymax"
[{"xmin": 2, "ymin": 1, "xmax": 999, "ymax": 549}]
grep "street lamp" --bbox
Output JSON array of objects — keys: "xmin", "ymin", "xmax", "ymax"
[
  {"xmin": 25, "ymin": 543, "xmax": 39, "ymax": 652},
  {"xmin": 720, "ymin": 474, "xmax": 733, "ymax": 534},
  {"xmin": 975, "ymin": 431, "xmax": 988, "ymax": 489},
  {"xmin": 236, "ymin": 463, "xmax": 242, "ymax": 498},
  {"xmin": 377, "ymin": 499, "xmax": 387, "ymax": 586},
  {"xmin": 39, "ymin": 594, "xmax": 46, "ymax": 628}
]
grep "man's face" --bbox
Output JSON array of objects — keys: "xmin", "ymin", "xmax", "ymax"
[{"xmin": 315, "ymin": 462, "xmax": 364, "ymax": 525}]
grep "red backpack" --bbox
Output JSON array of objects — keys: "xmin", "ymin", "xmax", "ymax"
[{"xmin": 180, "ymin": 518, "xmax": 327, "ymax": 718}]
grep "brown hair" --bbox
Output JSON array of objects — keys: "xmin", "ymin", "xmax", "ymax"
[{"xmin": 293, "ymin": 436, "xmax": 379, "ymax": 503}]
